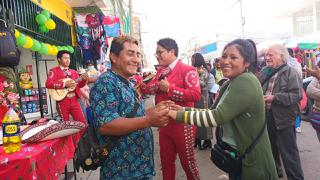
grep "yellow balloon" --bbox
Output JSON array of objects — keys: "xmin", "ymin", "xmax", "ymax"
[
  {"xmin": 52, "ymin": 46, "xmax": 59, "ymax": 55},
  {"xmin": 23, "ymin": 36, "xmax": 33, "ymax": 49},
  {"xmin": 14, "ymin": 29, "xmax": 20, "ymax": 38},
  {"xmin": 46, "ymin": 44, "xmax": 53, "ymax": 55},
  {"xmin": 45, "ymin": 19, "xmax": 56, "ymax": 30}
]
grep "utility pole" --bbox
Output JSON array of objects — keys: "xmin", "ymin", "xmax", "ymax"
[
  {"xmin": 239, "ymin": 0, "xmax": 245, "ymax": 38},
  {"xmin": 129, "ymin": 0, "xmax": 133, "ymax": 36}
]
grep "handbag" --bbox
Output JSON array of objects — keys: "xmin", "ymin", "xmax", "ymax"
[
  {"xmin": 74, "ymin": 94, "xmax": 140, "ymax": 172},
  {"xmin": 210, "ymin": 121, "xmax": 266, "ymax": 174},
  {"xmin": 0, "ymin": 19, "xmax": 20, "ymax": 66}
]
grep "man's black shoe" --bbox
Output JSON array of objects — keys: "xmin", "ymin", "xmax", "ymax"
[{"xmin": 277, "ymin": 170, "xmax": 283, "ymax": 178}]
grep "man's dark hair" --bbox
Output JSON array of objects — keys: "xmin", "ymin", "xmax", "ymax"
[
  {"xmin": 110, "ymin": 36, "xmax": 139, "ymax": 58},
  {"xmin": 57, "ymin": 50, "xmax": 71, "ymax": 59},
  {"xmin": 157, "ymin": 38, "xmax": 179, "ymax": 57},
  {"xmin": 287, "ymin": 48, "xmax": 294, "ymax": 57}
]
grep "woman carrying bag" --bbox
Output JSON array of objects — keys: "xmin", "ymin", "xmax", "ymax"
[{"xmin": 167, "ymin": 39, "xmax": 277, "ymax": 180}]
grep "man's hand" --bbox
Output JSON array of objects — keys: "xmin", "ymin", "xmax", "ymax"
[
  {"xmin": 81, "ymin": 73, "xmax": 89, "ymax": 81},
  {"xmin": 306, "ymin": 66, "xmax": 320, "ymax": 79},
  {"xmin": 145, "ymin": 106, "xmax": 170, "ymax": 127},
  {"xmin": 158, "ymin": 78, "xmax": 170, "ymax": 92},
  {"xmin": 263, "ymin": 95, "xmax": 275, "ymax": 103},
  {"xmin": 65, "ymin": 80, "xmax": 76, "ymax": 88},
  {"xmin": 155, "ymin": 100, "xmax": 175, "ymax": 109}
]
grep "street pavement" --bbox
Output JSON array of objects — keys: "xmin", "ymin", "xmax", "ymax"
[
  {"xmin": 61, "ymin": 96, "xmax": 320, "ymax": 179},
  {"xmin": 61, "ymin": 120, "xmax": 320, "ymax": 180}
]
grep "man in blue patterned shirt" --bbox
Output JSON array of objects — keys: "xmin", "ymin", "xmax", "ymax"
[{"xmin": 90, "ymin": 36, "xmax": 170, "ymax": 180}]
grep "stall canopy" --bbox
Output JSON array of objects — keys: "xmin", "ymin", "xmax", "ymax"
[{"xmin": 284, "ymin": 33, "xmax": 320, "ymax": 50}]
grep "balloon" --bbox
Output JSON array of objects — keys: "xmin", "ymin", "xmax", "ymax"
[
  {"xmin": 23, "ymin": 36, "xmax": 33, "ymax": 49},
  {"xmin": 41, "ymin": 10, "xmax": 50, "ymax": 19},
  {"xmin": 38, "ymin": 25, "xmax": 48, "ymax": 33},
  {"xmin": 39, "ymin": 43, "xmax": 49, "ymax": 54},
  {"xmin": 16, "ymin": 34, "xmax": 26, "ymax": 46},
  {"xmin": 57, "ymin": 46, "xmax": 62, "ymax": 51},
  {"xmin": 46, "ymin": 44, "xmax": 53, "ymax": 55},
  {"xmin": 14, "ymin": 29, "xmax": 20, "ymax": 38},
  {"xmin": 60, "ymin": 46, "xmax": 66, "ymax": 51},
  {"xmin": 52, "ymin": 46, "xmax": 59, "ymax": 55},
  {"xmin": 66, "ymin": 46, "xmax": 74, "ymax": 53},
  {"xmin": 36, "ymin": 14, "xmax": 47, "ymax": 25},
  {"xmin": 45, "ymin": 19, "xmax": 56, "ymax": 30},
  {"xmin": 31, "ymin": 39, "xmax": 41, "ymax": 51}
]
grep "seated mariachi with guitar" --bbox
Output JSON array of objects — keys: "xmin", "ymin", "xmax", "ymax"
[{"xmin": 45, "ymin": 50, "xmax": 88, "ymax": 135}]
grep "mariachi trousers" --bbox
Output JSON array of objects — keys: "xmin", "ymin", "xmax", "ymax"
[{"xmin": 159, "ymin": 123, "xmax": 200, "ymax": 180}]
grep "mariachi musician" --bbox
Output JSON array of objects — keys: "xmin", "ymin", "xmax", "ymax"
[
  {"xmin": 141, "ymin": 38, "xmax": 201, "ymax": 180},
  {"xmin": 46, "ymin": 50, "xmax": 88, "ymax": 143}
]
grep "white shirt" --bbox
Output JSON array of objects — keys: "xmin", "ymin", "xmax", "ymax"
[{"xmin": 168, "ymin": 58, "xmax": 179, "ymax": 70}]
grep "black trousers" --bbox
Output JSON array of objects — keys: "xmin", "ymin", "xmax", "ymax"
[{"xmin": 266, "ymin": 111, "xmax": 304, "ymax": 180}]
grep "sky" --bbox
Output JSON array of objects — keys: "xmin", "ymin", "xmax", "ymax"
[{"xmin": 133, "ymin": 0, "xmax": 307, "ymax": 67}]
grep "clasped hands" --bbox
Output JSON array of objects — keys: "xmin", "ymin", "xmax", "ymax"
[
  {"xmin": 158, "ymin": 78, "xmax": 170, "ymax": 92},
  {"xmin": 145, "ymin": 100, "xmax": 181, "ymax": 127}
]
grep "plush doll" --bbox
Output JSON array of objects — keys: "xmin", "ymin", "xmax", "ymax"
[{"xmin": 19, "ymin": 68, "xmax": 33, "ymax": 90}]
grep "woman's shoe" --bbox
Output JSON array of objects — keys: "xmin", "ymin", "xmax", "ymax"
[
  {"xmin": 194, "ymin": 139, "xmax": 201, "ymax": 148},
  {"xmin": 203, "ymin": 140, "xmax": 212, "ymax": 149}
]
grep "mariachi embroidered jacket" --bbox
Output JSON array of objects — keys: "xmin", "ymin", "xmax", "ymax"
[
  {"xmin": 141, "ymin": 60, "xmax": 201, "ymax": 107},
  {"xmin": 45, "ymin": 66, "xmax": 86, "ymax": 99}
]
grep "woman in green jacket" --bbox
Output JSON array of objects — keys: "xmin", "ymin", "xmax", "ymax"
[{"xmin": 167, "ymin": 39, "xmax": 277, "ymax": 180}]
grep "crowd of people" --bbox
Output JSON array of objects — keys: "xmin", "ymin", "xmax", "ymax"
[{"xmin": 45, "ymin": 35, "xmax": 320, "ymax": 180}]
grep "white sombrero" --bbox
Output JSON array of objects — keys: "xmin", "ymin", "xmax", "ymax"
[{"xmin": 20, "ymin": 120, "xmax": 86, "ymax": 143}]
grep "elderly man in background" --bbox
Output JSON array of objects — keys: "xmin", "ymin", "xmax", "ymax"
[{"xmin": 258, "ymin": 44, "xmax": 304, "ymax": 180}]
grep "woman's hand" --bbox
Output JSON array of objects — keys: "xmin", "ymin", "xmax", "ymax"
[
  {"xmin": 169, "ymin": 104, "xmax": 183, "ymax": 111},
  {"xmin": 168, "ymin": 110, "xmax": 177, "ymax": 120},
  {"xmin": 306, "ymin": 67, "xmax": 320, "ymax": 80}
]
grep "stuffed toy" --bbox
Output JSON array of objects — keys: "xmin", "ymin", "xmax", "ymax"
[{"xmin": 19, "ymin": 67, "xmax": 33, "ymax": 90}]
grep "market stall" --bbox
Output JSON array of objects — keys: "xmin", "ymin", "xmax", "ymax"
[{"xmin": 0, "ymin": 0, "xmax": 87, "ymax": 179}]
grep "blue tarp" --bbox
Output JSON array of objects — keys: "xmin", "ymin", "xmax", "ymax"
[{"xmin": 200, "ymin": 43, "xmax": 217, "ymax": 54}]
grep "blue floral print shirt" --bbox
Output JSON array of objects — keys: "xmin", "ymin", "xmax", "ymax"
[{"xmin": 90, "ymin": 70, "xmax": 155, "ymax": 180}]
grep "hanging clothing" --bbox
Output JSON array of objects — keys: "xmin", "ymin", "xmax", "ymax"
[{"xmin": 102, "ymin": 16, "xmax": 121, "ymax": 37}]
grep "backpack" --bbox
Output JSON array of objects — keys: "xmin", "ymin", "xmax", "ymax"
[
  {"xmin": 0, "ymin": 19, "xmax": 20, "ymax": 66},
  {"xmin": 74, "ymin": 94, "xmax": 140, "ymax": 172}
]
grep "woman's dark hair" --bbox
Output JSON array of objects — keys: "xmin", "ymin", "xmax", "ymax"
[
  {"xmin": 191, "ymin": 53, "xmax": 207, "ymax": 68},
  {"xmin": 222, "ymin": 39, "xmax": 258, "ymax": 72},
  {"xmin": 157, "ymin": 38, "xmax": 179, "ymax": 57}
]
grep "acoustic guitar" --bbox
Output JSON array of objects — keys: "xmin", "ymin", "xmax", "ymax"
[{"xmin": 48, "ymin": 75, "xmax": 86, "ymax": 101}]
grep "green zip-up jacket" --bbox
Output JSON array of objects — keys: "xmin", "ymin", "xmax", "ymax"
[{"xmin": 176, "ymin": 72, "xmax": 277, "ymax": 180}]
